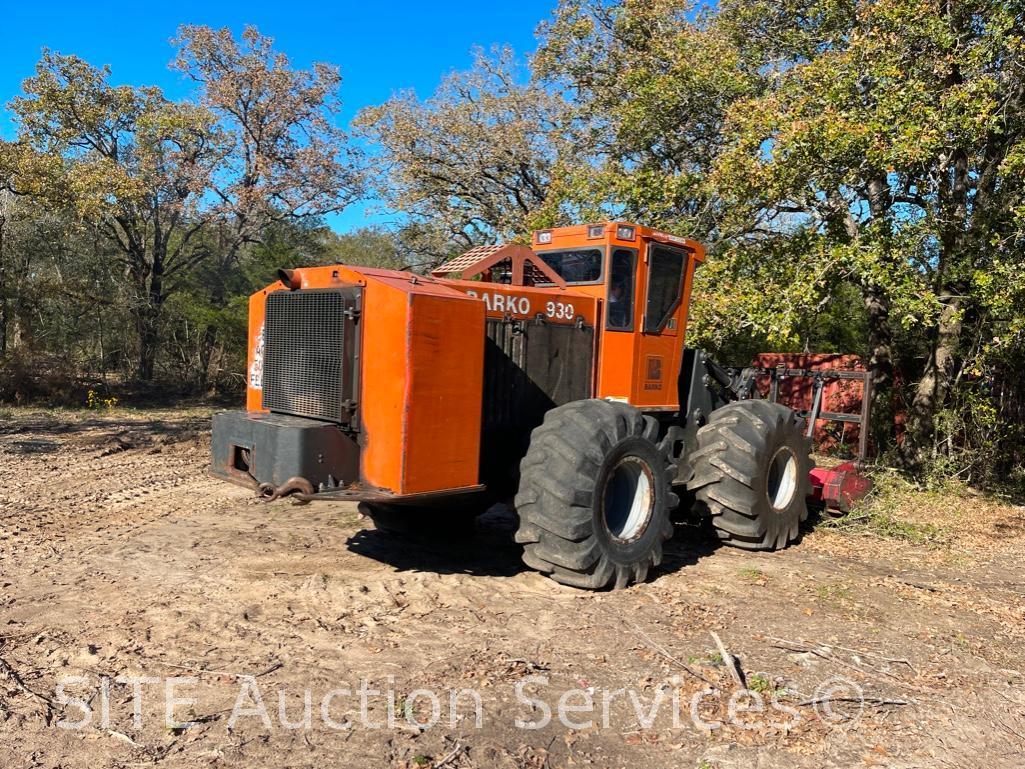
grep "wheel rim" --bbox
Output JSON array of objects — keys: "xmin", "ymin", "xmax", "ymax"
[
  {"xmin": 601, "ymin": 456, "xmax": 654, "ymax": 542},
  {"xmin": 767, "ymin": 446, "xmax": 799, "ymax": 511}
]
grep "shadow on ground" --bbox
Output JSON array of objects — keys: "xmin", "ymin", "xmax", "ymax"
[
  {"xmin": 348, "ymin": 503, "xmax": 724, "ymax": 585},
  {"xmin": 346, "ymin": 504, "xmax": 526, "ymax": 579}
]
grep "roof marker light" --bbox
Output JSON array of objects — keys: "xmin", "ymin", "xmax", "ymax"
[
  {"xmin": 536, "ymin": 230, "xmax": 553, "ymax": 244},
  {"xmin": 616, "ymin": 224, "xmax": 636, "ymax": 241}
]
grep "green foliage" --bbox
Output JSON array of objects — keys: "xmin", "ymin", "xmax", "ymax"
[
  {"xmin": 535, "ymin": 0, "xmax": 764, "ymax": 234},
  {"xmin": 746, "ymin": 674, "xmax": 772, "ymax": 693},
  {"xmin": 2, "ymin": 2, "xmax": 1025, "ymax": 483},
  {"xmin": 3, "ymin": 26, "xmax": 359, "ymax": 382},
  {"xmin": 315, "ymin": 227, "xmax": 407, "ymax": 270},
  {"xmin": 353, "ymin": 47, "xmax": 565, "ymax": 264},
  {"xmin": 533, "ymin": 0, "xmax": 1025, "ymax": 477}
]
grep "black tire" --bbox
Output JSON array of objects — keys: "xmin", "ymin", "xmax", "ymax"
[
  {"xmin": 514, "ymin": 399, "xmax": 677, "ymax": 589},
  {"xmin": 358, "ymin": 499, "xmax": 487, "ymax": 537},
  {"xmin": 687, "ymin": 399, "xmax": 812, "ymax": 550}
]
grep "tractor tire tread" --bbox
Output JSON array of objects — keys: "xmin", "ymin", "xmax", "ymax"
[
  {"xmin": 689, "ymin": 400, "xmax": 811, "ymax": 551},
  {"xmin": 515, "ymin": 399, "xmax": 674, "ymax": 590}
]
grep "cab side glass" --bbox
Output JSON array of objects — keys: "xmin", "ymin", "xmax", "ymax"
[
  {"xmin": 606, "ymin": 249, "xmax": 636, "ymax": 331},
  {"xmin": 644, "ymin": 245, "xmax": 686, "ymax": 333},
  {"xmin": 534, "ymin": 248, "xmax": 603, "ymax": 284}
]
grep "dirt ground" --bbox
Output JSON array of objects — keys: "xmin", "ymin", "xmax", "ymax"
[{"xmin": 1, "ymin": 407, "xmax": 1024, "ymax": 768}]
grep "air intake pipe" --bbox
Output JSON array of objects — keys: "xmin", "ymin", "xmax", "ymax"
[{"xmin": 277, "ymin": 268, "xmax": 303, "ymax": 290}]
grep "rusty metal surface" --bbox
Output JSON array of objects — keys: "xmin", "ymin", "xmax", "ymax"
[{"xmin": 256, "ymin": 476, "xmax": 315, "ymax": 504}]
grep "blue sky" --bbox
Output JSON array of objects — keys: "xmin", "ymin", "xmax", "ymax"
[{"xmin": 1, "ymin": 0, "xmax": 558, "ymax": 231}]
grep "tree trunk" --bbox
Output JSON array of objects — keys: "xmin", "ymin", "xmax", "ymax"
[
  {"xmin": 133, "ymin": 248, "xmax": 166, "ymax": 382},
  {"xmin": 199, "ymin": 237, "xmax": 241, "ymax": 392},
  {"xmin": 136, "ymin": 306, "xmax": 160, "ymax": 381},
  {"xmin": 900, "ymin": 292, "xmax": 963, "ymax": 469},
  {"xmin": 898, "ymin": 131, "xmax": 970, "ymax": 471},
  {"xmin": 0, "ymin": 212, "xmax": 6, "ymax": 357},
  {"xmin": 863, "ymin": 283, "xmax": 895, "ymax": 452},
  {"xmin": 854, "ymin": 175, "xmax": 898, "ymax": 458},
  {"xmin": 198, "ymin": 324, "xmax": 218, "ymax": 391},
  {"xmin": 197, "ymin": 270, "xmax": 226, "ymax": 391}
]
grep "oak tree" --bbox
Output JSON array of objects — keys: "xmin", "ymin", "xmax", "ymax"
[
  {"xmin": 7, "ymin": 26, "xmax": 358, "ymax": 380},
  {"xmin": 354, "ymin": 47, "xmax": 567, "ymax": 266}
]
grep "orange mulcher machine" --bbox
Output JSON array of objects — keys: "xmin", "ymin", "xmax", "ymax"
[{"xmin": 213, "ymin": 222, "xmax": 821, "ymax": 589}]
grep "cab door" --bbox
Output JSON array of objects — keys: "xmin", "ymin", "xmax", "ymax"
[
  {"xmin": 632, "ymin": 241, "xmax": 692, "ymax": 408},
  {"xmin": 594, "ymin": 246, "xmax": 639, "ymax": 400}
]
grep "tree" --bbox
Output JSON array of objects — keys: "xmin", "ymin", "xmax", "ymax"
[
  {"xmin": 354, "ymin": 47, "xmax": 568, "ymax": 266},
  {"xmin": 534, "ymin": 2, "xmax": 841, "ymax": 356},
  {"xmin": 7, "ymin": 56, "xmax": 222, "ymax": 379},
  {"xmin": 534, "ymin": 0, "xmax": 763, "ymax": 234},
  {"xmin": 0, "ymin": 176, "xmax": 10, "ymax": 356},
  {"xmin": 711, "ymin": 0, "xmax": 1025, "ymax": 467},
  {"xmin": 171, "ymin": 25, "xmax": 361, "ymax": 384},
  {"xmin": 535, "ymin": 0, "xmax": 1025, "ymax": 472},
  {"xmin": 6, "ymin": 26, "xmax": 359, "ymax": 380},
  {"xmin": 314, "ymin": 227, "xmax": 405, "ymax": 270}
]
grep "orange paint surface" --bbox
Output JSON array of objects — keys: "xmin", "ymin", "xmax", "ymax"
[
  {"xmin": 246, "ymin": 264, "xmax": 484, "ymax": 495},
  {"xmin": 243, "ymin": 222, "xmax": 706, "ymax": 498},
  {"xmin": 357, "ymin": 277, "xmax": 410, "ymax": 493},
  {"xmin": 529, "ymin": 222, "xmax": 705, "ymax": 408},
  {"xmin": 442, "ymin": 279, "xmax": 599, "ymax": 327},
  {"xmin": 401, "ymin": 291, "xmax": 484, "ymax": 494}
]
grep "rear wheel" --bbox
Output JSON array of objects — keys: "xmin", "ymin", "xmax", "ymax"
[
  {"xmin": 687, "ymin": 399, "xmax": 811, "ymax": 550},
  {"xmin": 514, "ymin": 399, "xmax": 677, "ymax": 589}
]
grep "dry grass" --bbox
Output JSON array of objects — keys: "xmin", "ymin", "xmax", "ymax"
[{"xmin": 805, "ymin": 471, "xmax": 1025, "ymax": 563}]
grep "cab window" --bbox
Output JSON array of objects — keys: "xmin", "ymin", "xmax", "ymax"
[
  {"xmin": 644, "ymin": 245, "xmax": 686, "ymax": 333},
  {"xmin": 606, "ymin": 248, "xmax": 636, "ymax": 331},
  {"xmin": 535, "ymin": 248, "xmax": 603, "ymax": 284}
]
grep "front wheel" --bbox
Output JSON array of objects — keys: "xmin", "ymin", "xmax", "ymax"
[
  {"xmin": 687, "ymin": 399, "xmax": 812, "ymax": 550},
  {"xmin": 514, "ymin": 400, "xmax": 677, "ymax": 589}
]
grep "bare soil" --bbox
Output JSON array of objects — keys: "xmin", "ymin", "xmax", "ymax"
[{"xmin": 1, "ymin": 408, "xmax": 1023, "ymax": 768}]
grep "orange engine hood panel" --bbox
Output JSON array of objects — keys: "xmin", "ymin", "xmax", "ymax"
[
  {"xmin": 440, "ymin": 279, "xmax": 600, "ymax": 327},
  {"xmin": 246, "ymin": 265, "xmax": 486, "ymax": 496}
]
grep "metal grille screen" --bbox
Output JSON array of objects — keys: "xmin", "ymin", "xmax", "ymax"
[{"xmin": 262, "ymin": 290, "xmax": 346, "ymax": 422}]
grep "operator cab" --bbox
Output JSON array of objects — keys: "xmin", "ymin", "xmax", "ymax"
[
  {"xmin": 427, "ymin": 221, "xmax": 704, "ymax": 410},
  {"xmin": 530, "ymin": 222, "xmax": 705, "ymax": 409}
]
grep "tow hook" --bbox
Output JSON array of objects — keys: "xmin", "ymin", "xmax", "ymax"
[{"xmin": 257, "ymin": 476, "xmax": 315, "ymax": 504}]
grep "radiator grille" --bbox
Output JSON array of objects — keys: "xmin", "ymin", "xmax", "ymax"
[{"xmin": 262, "ymin": 289, "xmax": 358, "ymax": 423}]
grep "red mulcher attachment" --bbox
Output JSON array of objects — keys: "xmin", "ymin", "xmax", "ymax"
[
  {"xmin": 756, "ymin": 362, "xmax": 875, "ymax": 514},
  {"xmin": 809, "ymin": 461, "xmax": 873, "ymax": 514}
]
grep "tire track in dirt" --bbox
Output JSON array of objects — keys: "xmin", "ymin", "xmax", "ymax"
[
  {"xmin": 3, "ymin": 410, "xmax": 1024, "ymax": 769},
  {"xmin": 1, "ymin": 417, "xmax": 223, "ymax": 561}
]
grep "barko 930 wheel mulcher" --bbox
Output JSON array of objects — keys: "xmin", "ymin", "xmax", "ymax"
[{"xmin": 211, "ymin": 222, "xmax": 815, "ymax": 589}]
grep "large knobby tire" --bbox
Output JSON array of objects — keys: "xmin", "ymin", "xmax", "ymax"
[
  {"xmin": 514, "ymin": 400, "xmax": 677, "ymax": 589},
  {"xmin": 687, "ymin": 399, "xmax": 812, "ymax": 550}
]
